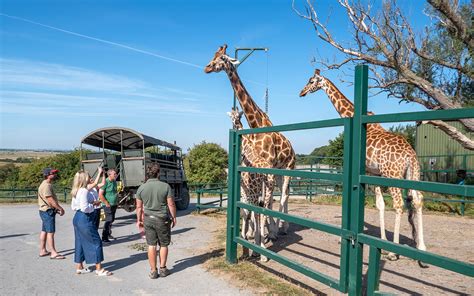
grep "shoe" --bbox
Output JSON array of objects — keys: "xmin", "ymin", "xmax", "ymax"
[
  {"xmin": 159, "ymin": 267, "xmax": 170, "ymax": 277},
  {"xmin": 95, "ymin": 269, "xmax": 112, "ymax": 276},
  {"xmin": 76, "ymin": 267, "xmax": 92, "ymax": 274},
  {"xmin": 109, "ymin": 234, "xmax": 115, "ymax": 240},
  {"xmin": 102, "ymin": 238, "xmax": 111, "ymax": 243},
  {"xmin": 149, "ymin": 270, "xmax": 158, "ymax": 279}
]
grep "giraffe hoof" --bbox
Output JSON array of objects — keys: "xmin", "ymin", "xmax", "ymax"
[
  {"xmin": 385, "ymin": 252, "xmax": 399, "ymax": 261},
  {"xmin": 417, "ymin": 260, "xmax": 429, "ymax": 268}
]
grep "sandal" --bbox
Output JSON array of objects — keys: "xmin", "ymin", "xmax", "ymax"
[
  {"xmin": 50, "ymin": 254, "xmax": 66, "ymax": 260},
  {"xmin": 76, "ymin": 268, "xmax": 92, "ymax": 274},
  {"xmin": 39, "ymin": 251, "xmax": 51, "ymax": 257},
  {"xmin": 96, "ymin": 269, "xmax": 113, "ymax": 276}
]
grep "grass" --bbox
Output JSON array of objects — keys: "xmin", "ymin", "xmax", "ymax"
[{"xmin": 200, "ymin": 212, "xmax": 313, "ymax": 296}]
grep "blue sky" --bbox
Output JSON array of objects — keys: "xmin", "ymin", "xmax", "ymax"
[{"xmin": 1, "ymin": 0, "xmax": 430, "ymax": 154}]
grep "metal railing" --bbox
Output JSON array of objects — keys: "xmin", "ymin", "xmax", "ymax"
[{"xmin": 225, "ymin": 65, "xmax": 474, "ymax": 295}]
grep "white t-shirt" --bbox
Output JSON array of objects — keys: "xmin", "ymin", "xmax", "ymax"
[
  {"xmin": 88, "ymin": 188, "xmax": 101, "ymax": 209},
  {"xmin": 71, "ymin": 188, "xmax": 94, "ymax": 213}
]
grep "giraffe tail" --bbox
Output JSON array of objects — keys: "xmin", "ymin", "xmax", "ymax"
[{"xmin": 405, "ymin": 156, "xmax": 418, "ymax": 247}]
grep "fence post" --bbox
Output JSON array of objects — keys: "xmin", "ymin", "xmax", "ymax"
[
  {"xmin": 197, "ymin": 191, "xmax": 201, "ymax": 214},
  {"xmin": 348, "ymin": 64, "xmax": 369, "ymax": 296},
  {"xmin": 226, "ymin": 129, "xmax": 238, "ymax": 263}
]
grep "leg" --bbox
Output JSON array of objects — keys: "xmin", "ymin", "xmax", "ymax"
[
  {"xmin": 388, "ymin": 187, "xmax": 403, "ymax": 260},
  {"xmin": 276, "ymin": 176, "xmax": 291, "ymax": 234},
  {"xmin": 102, "ymin": 206, "xmax": 112, "ymax": 241},
  {"xmin": 410, "ymin": 189, "xmax": 426, "ymax": 251},
  {"xmin": 374, "ymin": 186, "xmax": 387, "ymax": 240},
  {"xmin": 109, "ymin": 205, "xmax": 117, "ymax": 237},
  {"xmin": 159, "ymin": 246, "xmax": 168, "ymax": 268},
  {"xmin": 241, "ymin": 209, "xmax": 250, "ymax": 258},
  {"xmin": 39, "ymin": 231, "xmax": 48, "ymax": 255},
  {"xmin": 264, "ymin": 176, "xmax": 278, "ymax": 241},
  {"xmin": 148, "ymin": 245, "xmax": 157, "ymax": 271},
  {"xmin": 259, "ymin": 213, "xmax": 268, "ymax": 262}
]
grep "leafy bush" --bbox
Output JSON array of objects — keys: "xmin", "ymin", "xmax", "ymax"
[{"xmin": 183, "ymin": 141, "xmax": 228, "ymax": 184}]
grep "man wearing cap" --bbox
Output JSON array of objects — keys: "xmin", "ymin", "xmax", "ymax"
[{"xmin": 38, "ymin": 168, "xmax": 65, "ymax": 259}]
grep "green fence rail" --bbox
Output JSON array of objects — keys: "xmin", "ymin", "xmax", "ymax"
[
  {"xmin": 0, "ymin": 187, "xmax": 70, "ymax": 202},
  {"xmin": 225, "ymin": 64, "xmax": 474, "ymax": 295}
]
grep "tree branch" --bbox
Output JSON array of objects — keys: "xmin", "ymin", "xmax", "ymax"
[{"xmin": 424, "ymin": 120, "xmax": 474, "ymax": 150}]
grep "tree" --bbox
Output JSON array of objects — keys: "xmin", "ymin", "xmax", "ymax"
[
  {"xmin": 293, "ymin": 0, "xmax": 474, "ymax": 150},
  {"xmin": 0, "ymin": 163, "xmax": 20, "ymax": 188},
  {"xmin": 388, "ymin": 124, "xmax": 416, "ymax": 148},
  {"xmin": 183, "ymin": 141, "xmax": 228, "ymax": 184},
  {"xmin": 323, "ymin": 133, "xmax": 344, "ymax": 167}
]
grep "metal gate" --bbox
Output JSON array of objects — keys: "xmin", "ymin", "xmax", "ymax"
[{"xmin": 225, "ymin": 65, "xmax": 474, "ymax": 295}]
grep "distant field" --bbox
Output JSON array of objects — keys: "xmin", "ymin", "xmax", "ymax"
[{"xmin": 0, "ymin": 150, "xmax": 65, "ymax": 167}]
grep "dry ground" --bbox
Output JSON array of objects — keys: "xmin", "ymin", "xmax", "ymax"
[{"xmin": 203, "ymin": 202, "xmax": 474, "ymax": 295}]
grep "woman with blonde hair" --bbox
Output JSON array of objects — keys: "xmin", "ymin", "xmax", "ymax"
[{"xmin": 71, "ymin": 170, "xmax": 112, "ymax": 276}]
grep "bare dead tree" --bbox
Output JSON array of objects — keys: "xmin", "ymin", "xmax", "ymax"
[{"xmin": 293, "ymin": 0, "xmax": 474, "ymax": 150}]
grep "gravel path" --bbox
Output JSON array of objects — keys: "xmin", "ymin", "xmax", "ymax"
[{"xmin": 0, "ymin": 201, "xmax": 250, "ymax": 296}]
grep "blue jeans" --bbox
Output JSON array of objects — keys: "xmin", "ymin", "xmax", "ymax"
[
  {"xmin": 39, "ymin": 209, "xmax": 56, "ymax": 233},
  {"xmin": 73, "ymin": 211, "xmax": 104, "ymax": 264}
]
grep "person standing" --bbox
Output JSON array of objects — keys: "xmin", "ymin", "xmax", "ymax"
[
  {"xmin": 71, "ymin": 170, "xmax": 112, "ymax": 276},
  {"xmin": 38, "ymin": 167, "xmax": 66, "ymax": 259},
  {"xmin": 136, "ymin": 163, "xmax": 177, "ymax": 279},
  {"xmin": 99, "ymin": 169, "xmax": 118, "ymax": 243}
]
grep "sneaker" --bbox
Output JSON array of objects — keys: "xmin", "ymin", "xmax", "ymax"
[
  {"xmin": 159, "ymin": 267, "xmax": 170, "ymax": 277},
  {"xmin": 102, "ymin": 238, "xmax": 111, "ymax": 243},
  {"xmin": 109, "ymin": 234, "xmax": 115, "ymax": 240},
  {"xmin": 149, "ymin": 270, "xmax": 158, "ymax": 279}
]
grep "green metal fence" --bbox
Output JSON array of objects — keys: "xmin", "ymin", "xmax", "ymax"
[
  {"xmin": 225, "ymin": 65, "xmax": 474, "ymax": 295},
  {"xmin": 0, "ymin": 187, "xmax": 69, "ymax": 202}
]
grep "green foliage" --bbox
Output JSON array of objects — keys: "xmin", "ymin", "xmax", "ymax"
[
  {"xmin": 388, "ymin": 124, "xmax": 416, "ymax": 148},
  {"xmin": 0, "ymin": 163, "xmax": 20, "ymax": 188},
  {"xmin": 323, "ymin": 133, "xmax": 344, "ymax": 167},
  {"xmin": 183, "ymin": 141, "xmax": 228, "ymax": 184},
  {"xmin": 14, "ymin": 150, "xmax": 81, "ymax": 188}
]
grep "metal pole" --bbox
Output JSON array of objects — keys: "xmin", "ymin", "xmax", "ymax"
[
  {"xmin": 348, "ymin": 64, "xmax": 369, "ymax": 296},
  {"xmin": 233, "ymin": 47, "xmax": 269, "ymax": 110},
  {"xmin": 226, "ymin": 129, "xmax": 238, "ymax": 263}
]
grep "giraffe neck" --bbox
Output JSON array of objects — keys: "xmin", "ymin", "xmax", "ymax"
[
  {"xmin": 225, "ymin": 65, "xmax": 273, "ymax": 128},
  {"xmin": 321, "ymin": 78, "xmax": 355, "ymax": 118}
]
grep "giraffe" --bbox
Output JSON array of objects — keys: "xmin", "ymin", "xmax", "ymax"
[
  {"xmin": 227, "ymin": 107, "xmax": 265, "ymax": 256},
  {"xmin": 205, "ymin": 44, "xmax": 296, "ymax": 239},
  {"xmin": 299, "ymin": 69, "xmax": 426, "ymax": 260}
]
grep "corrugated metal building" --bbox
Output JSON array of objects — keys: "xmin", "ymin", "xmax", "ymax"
[{"xmin": 416, "ymin": 121, "xmax": 473, "ymax": 182}]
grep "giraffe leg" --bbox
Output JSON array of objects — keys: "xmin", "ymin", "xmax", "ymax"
[
  {"xmin": 387, "ymin": 187, "xmax": 403, "ymax": 261},
  {"xmin": 241, "ymin": 209, "xmax": 250, "ymax": 258},
  {"xmin": 374, "ymin": 186, "xmax": 388, "ymax": 241},
  {"xmin": 276, "ymin": 176, "xmax": 291, "ymax": 234},
  {"xmin": 410, "ymin": 189, "xmax": 426, "ymax": 251},
  {"xmin": 264, "ymin": 175, "xmax": 278, "ymax": 241},
  {"xmin": 246, "ymin": 211, "xmax": 255, "ymax": 239},
  {"xmin": 259, "ymin": 212, "xmax": 268, "ymax": 262}
]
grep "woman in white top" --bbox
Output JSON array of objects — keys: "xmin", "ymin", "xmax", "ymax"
[{"xmin": 71, "ymin": 170, "xmax": 112, "ymax": 276}]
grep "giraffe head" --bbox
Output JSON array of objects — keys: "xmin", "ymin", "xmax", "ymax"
[
  {"xmin": 299, "ymin": 69, "xmax": 326, "ymax": 97},
  {"xmin": 204, "ymin": 44, "xmax": 240, "ymax": 74},
  {"xmin": 226, "ymin": 107, "xmax": 244, "ymax": 130}
]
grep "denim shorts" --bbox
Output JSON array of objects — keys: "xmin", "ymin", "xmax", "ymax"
[{"xmin": 39, "ymin": 209, "xmax": 56, "ymax": 233}]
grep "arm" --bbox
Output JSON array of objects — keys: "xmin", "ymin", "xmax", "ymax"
[
  {"xmin": 87, "ymin": 167, "xmax": 103, "ymax": 190},
  {"xmin": 167, "ymin": 196, "xmax": 177, "ymax": 228},
  {"xmin": 46, "ymin": 196, "xmax": 65, "ymax": 216},
  {"xmin": 99, "ymin": 188, "xmax": 110, "ymax": 207},
  {"xmin": 136, "ymin": 198, "xmax": 144, "ymax": 228}
]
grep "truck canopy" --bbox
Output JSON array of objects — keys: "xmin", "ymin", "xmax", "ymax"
[{"xmin": 80, "ymin": 127, "xmax": 180, "ymax": 151}]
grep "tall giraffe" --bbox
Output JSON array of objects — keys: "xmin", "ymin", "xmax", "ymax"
[
  {"xmin": 227, "ymin": 107, "xmax": 265, "ymax": 257},
  {"xmin": 205, "ymin": 44, "xmax": 296, "ymax": 238},
  {"xmin": 300, "ymin": 69, "xmax": 426, "ymax": 260}
]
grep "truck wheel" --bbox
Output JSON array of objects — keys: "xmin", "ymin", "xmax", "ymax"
[
  {"xmin": 122, "ymin": 198, "xmax": 136, "ymax": 212},
  {"xmin": 176, "ymin": 185, "xmax": 190, "ymax": 210}
]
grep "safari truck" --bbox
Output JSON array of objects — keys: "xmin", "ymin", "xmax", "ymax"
[{"xmin": 80, "ymin": 127, "xmax": 190, "ymax": 212}]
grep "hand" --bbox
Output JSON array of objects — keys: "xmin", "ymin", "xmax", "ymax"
[
  {"xmin": 137, "ymin": 221, "xmax": 144, "ymax": 228},
  {"xmin": 58, "ymin": 207, "xmax": 65, "ymax": 216},
  {"xmin": 98, "ymin": 167, "xmax": 103, "ymax": 174},
  {"xmin": 171, "ymin": 217, "xmax": 177, "ymax": 228},
  {"xmin": 105, "ymin": 202, "xmax": 111, "ymax": 208},
  {"xmin": 93, "ymin": 200, "xmax": 102, "ymax": 206}
]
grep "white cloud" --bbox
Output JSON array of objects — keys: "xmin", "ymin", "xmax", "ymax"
[{"xmin": 0, "ymin": 58, "xmax": 206, "ymax": 116}]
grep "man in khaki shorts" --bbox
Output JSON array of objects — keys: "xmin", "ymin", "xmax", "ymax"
[
  {"xmin": 38, "ymin": 167, "xmax": 65, "ymax": 259},
  {"xmin": 136, "ymin": 163, "xmax": 177, "ymax": 279}
]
